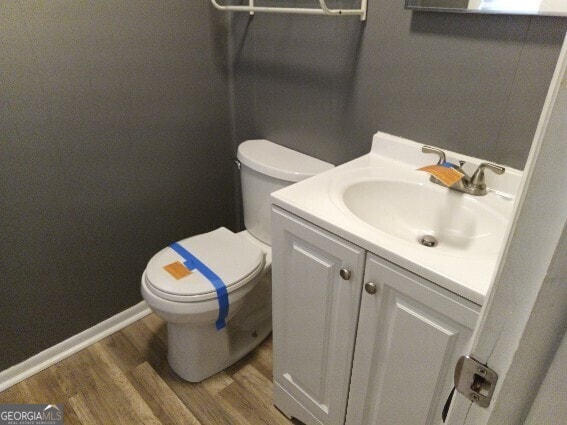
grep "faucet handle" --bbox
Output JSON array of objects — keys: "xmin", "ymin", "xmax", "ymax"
[
  {"xmin": 470, "ymin": 162, "xmax": 505, "ymax": 187},
  {"xmin": 422, "ymin": 145, "xmax": 446, "ymax": 165}
]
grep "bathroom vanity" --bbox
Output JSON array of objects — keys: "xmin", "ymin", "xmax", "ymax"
[{"xmin": 270, "ymin": 132, "xmax": 521, "ymax": 425}]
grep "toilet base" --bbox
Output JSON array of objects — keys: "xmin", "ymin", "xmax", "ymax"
[
  {"xmin": 166, "ymin": 266, "xmax": 273, "ymax": 382},
  {"xmin": 167, "ymin": 312, "xmax": 272, "ymax": 382}
]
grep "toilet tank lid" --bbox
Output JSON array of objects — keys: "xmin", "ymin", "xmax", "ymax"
[{"xmin": 237, "ymin": 139, "xmax": 334, "ymax": 182}]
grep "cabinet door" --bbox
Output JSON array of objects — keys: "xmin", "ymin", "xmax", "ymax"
[
  {"xmin": 346, "ymin": 254, "xmax": 480, "ymax": 425},
  {"xmin": 272, "ymin": 208, "xmax": 365, "ymax": 425}
]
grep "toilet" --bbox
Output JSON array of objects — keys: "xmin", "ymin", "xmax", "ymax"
[{"xmin": 141, "ymin": 139, "xmax": 333, "ymax": 382}]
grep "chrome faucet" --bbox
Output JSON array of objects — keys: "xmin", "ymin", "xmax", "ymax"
[{"xmin": 421, "ymin": 145, "xmax": 505, "ymax": 196}]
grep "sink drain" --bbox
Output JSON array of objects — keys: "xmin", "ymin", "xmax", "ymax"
[{"xmin": 419, "ymin": 235, "xmax": 438, "ymax": 248}]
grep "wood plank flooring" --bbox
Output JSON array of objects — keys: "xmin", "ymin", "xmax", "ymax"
[{"xmin": 0, "ymin": 314, "xmax": 298, "ymax": 425}]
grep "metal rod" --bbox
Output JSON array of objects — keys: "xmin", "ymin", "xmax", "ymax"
[{"xmin": 209, "ymin": 0, "xmax": 367, "ymax": 20}]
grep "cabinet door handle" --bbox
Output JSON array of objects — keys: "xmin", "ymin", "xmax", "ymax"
[
  {"xmin": 339, "ymin": 268, "xmax": 351, "ymax": 280},
  {"xmin": 364, "ymin": 282, "xmax": 378, "ymax": 295}
]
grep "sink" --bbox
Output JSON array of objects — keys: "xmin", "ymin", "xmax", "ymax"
[
  {"xmin": 340, "ymin": 178, "xmax": 508, "ymax": 257},
  {"xmin": 272, "ymin": 132, "xmax": 522, "ymax": 304}
]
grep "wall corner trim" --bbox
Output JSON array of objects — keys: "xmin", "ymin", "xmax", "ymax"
[{"xmin": 0, "ymin": 301, "xmax": 151, "ymax": 393}]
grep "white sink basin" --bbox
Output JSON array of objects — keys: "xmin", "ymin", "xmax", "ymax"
[
  {"xmin": 340, "ymin": 177, "xmax": 507, "ymax": 258},
  {"xmin": 272, "ymin": 131, "xmax": 522, "ymax": 304}
]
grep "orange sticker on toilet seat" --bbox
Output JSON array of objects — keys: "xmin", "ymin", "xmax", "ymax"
[{"xmin": 163, "ymin": 261, "xmax": 192, "ymax": 280}]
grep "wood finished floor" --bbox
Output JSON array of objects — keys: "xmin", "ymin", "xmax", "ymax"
[{"xmin": 0, "ymin": 314, "xmax": 298, "ymax": 425}]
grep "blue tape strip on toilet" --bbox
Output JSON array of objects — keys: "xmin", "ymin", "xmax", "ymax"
[{"xmin": 169, "ymin": 242, "xmax": 229, "ymax": 331}]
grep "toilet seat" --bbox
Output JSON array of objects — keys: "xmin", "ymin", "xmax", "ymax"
[{"xmin": 144, "ymin": 227, "xmax": 265, "ymax": 303}]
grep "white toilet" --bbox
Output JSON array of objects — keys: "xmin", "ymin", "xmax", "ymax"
[{"xmin": 141, "ymin": 139, "xmax": 333, "ymax": 382}]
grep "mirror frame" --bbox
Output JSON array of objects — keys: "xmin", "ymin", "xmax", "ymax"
[{"xmin": 405, "ymin": 1, "xmax": 567, "ymax": 17}]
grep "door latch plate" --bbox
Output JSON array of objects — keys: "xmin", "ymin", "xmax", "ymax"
[{"xmin": 454, "ymin": 356, "xmax": 498, "ymax": 408}]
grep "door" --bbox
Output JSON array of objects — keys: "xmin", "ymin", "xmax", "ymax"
[
  {"xmin": 271, "ymin": 207, "xmax": 366, "ymax": 425},
  {"xmin": 347, "ymin": 254, "xmax": 479, "ymax": 425},
  {"xmin": 447, "ymin": 33, "xmax": 567, "ymax": 425}
]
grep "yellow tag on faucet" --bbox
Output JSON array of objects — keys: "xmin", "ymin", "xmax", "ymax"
[{"xmin": 418, "ymin": 165, "xmax": 464, "ymax": 187}]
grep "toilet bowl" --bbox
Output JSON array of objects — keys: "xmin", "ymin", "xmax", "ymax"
[
  {"xmin": 142, "ymin": 228, "xmax": 272, "ymax": 382},
  {"xmin": 141, "ymin": 139, "xmax": 333, "ymax": 382}
]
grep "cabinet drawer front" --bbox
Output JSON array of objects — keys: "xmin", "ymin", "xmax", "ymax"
[{"xmin": 272, "ymin": 208, "xmax": 365, "ymax": 425}]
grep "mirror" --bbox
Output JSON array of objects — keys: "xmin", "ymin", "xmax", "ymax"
[{"xmin": 405, "ymin": 0, "xmax": 567, "ymax": 16}]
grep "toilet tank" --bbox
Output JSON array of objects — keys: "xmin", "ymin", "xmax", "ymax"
[{"xmin": 237, "ymin": 139, "xmax": 334, "ymax": 245}]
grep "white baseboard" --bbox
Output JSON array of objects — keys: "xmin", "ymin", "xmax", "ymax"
[{"xmin": 0, "ymin": 301, "xmax": 151, "ymax": 393}]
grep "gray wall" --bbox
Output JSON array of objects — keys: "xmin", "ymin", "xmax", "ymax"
[
  {"xmin": 1, "ymin": 0, "xmax": 566, "ymax": 373},
  {"xmin": 0, "ymin": 1, "xmax": 232, "ymax": 370},
  {"xmin": 229, "ymin": 0, "xmax": 567, "ymax": 169}
]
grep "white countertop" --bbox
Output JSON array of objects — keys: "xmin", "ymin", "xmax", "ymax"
[{"xmin": 271, "ymin": 132, "xmax": 522, "ymax": 305}]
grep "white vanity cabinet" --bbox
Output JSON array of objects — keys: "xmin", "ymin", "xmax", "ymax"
[
  {"xmin": 346, "ymin": 254, "xmax": 479, "ymax": 425},
  {"xmin": 271, "ymin": 207, "xmax": 481, "ymax": 425},
  {"xmin": 271, "ymin": 207, "xmax": 366, "ymax": 425}
]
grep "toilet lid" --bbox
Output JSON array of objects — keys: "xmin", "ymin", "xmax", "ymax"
[{"xmin": 145, "ymin": 227, "xmax": 265, "ymax": 300}]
